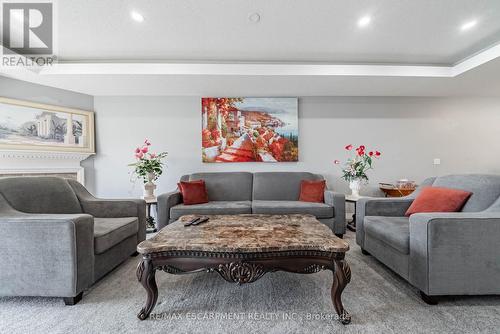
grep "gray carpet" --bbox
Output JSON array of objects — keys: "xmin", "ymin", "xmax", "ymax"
[{"xmin": 1, "ymin": 231, "xmax": 499, "ymax": 334}]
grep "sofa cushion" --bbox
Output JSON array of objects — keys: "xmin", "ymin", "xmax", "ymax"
[
  {"xmin": 253, "ymin": 172, "xmax": 324, "ymax": 201},
  {"xmin": 94, "ymin": 217, "xmax": 139, "ymax": 254},
  {"xmin": 431, "ymin": 174, "xmax": 500, "ymax": 212},
  {"xmin": 0, "ymin": 177, "xmax": 82, "ymax": 214},
  {"xmin": 405, "ymin": 186, "xmax": 472, "ymax": 216},
  {"xmin": 178, "ymin": 180, "xmax": 209, "ymax": 205},
  {"xmin": 188, "ymin": 172, "xmax": 253, "ymax": 201},
  {"xmin": 364, "ymin": 216, "xmax": 410, "ymax": 254},
  {"xmin": 299, "ymin": 180, "xmax": 326, "ymax": 203},
  {"xmin": 252, "ymin": 200, "xmax": 334, "ymax": 218},
  {"xmin": 170, "ymin": 201, "xmax": 252, "ymax": 221}
]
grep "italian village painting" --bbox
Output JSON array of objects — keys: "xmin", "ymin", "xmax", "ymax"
[
  {"xmin": 202, "ymin": 98, "xmax": 298, "ymax": 163},
  {"xmin": 0, "ymin": 97, "xmax": 95, "ymax": 153}
]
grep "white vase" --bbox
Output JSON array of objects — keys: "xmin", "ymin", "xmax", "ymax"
[
  {"xmin": 143, "ymin": 172, "xmax": 157, "ymax": 200},
  {"xmin": 349, "ymin": 179, "xmax": 362, "ymax": 198}
]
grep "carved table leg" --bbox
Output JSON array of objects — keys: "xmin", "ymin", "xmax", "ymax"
[
  {"xmin": 137, "ymin": 259, "xmax": 158, "ymax": 320},
  {"xmin": 331, "ymin": 257, "xmax": 351, "ymax": 325}
]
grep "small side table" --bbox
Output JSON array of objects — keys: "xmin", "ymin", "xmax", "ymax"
[
  {"xmin": 145, "ymin": 198, "xmax": 158, "ymax": 233},
  {"xmin": 379, "ymin": 186, "xmax": 416, "ymax": 197},
  {"xmin": 345, "ymin": 195, "xmax": 371, "ymax": 232}
]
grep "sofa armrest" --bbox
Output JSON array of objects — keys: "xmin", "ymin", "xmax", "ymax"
[
  {"xmin": 356, "ymin": 197, "xmax": 414, "ymax": 247},
  {"xmin": 157, "ymin": 191, "xmax": 182, "ymax": 229},
  {"xmin": 80, "ymin": 198, "xmax": 144, "ymax": 217},
  {"xmin": 409, "ymin": 212, "xmax": 500, "ymax": 295},
  {"xmin": 324, "ymin": 190, "xmax": 346, "ymax": 234},
  {"xmin": 0, "ymin": 214, "xmax": 94, "ymax": 297}
]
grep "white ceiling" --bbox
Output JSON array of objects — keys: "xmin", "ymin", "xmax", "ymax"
[
  {"xmin": 2, "ymin": 0, "xmax": 500, "ymax": 96},
  {"xmin": 56, "ymin": 0, "xmax": 500, "ymax": 65}
]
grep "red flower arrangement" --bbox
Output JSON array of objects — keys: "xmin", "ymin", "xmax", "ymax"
[{"xmin": 335, "ymin": 144, "xmax": 381, "ymax": 182}]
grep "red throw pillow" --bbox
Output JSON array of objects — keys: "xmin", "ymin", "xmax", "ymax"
[
  {"xmin": 299, "ymin": 180, "xmax": 326, "ymax": 203},
  {"xmin": 177, "ymin": 180, "xmax": 209, "ymax": 205},
  {"xmin": 405, "ymin": 186, "xmax": 472, "ymax": 216}
]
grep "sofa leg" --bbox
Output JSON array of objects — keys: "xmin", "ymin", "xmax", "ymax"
[
  {"xmin": 334, "ymin": 233, "xmax": 343, "ymax": 239},
  {"xmin": 361, "ymin": 248, "xmax": 370, "ymax": 255},
  {"xmin": 420, "ymin": 291, "xmax": 438, "ymax": 305},
  {"xmin": 63, "ymin": 292, "xmax": 83, "ymax": 306},
  {"xmin": 131, "ymin": 251, "xmax": 139, "ymax": 257}
]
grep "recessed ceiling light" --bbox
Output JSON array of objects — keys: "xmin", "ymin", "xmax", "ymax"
[
  {"xmin": 130, "ymin": 11, "xmax": 144, "ymax": 22},
  {"xmin": 460, "ymin": 20, "xmax": 477, "ymax": 31},
  {"xmin": 358, "ymin": 16, "xmax": 371, "ymax": 28}
]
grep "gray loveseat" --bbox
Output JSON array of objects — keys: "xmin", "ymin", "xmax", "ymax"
[
  {"xmin": 0, "ymin": 177, "xmax": 146, "ymax": 305},
  {"xmin": 356, "ymin": 174, "xmax": 500, "ymax": 304},
  {"xmin": 158, "ymin": 172, "xmax": 346, "ymax": 236}
]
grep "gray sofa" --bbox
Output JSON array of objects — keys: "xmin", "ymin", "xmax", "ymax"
[
  {"xmin": 0, "ymin": 177, "xmax": 146, "ymax": 305},
  {"xmin": 158, "ymin": 172, "xmax": 346, "ymax": 236},
  {"xmin": 356, "ymin": 174, "xmax": 500, "ymax": 303}
]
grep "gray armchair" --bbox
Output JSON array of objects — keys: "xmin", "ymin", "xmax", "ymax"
[
  {"xmin": 356, "ymin": 174, "xmax": 500, "ymax": 304},
  {"xmin": 0, "ymin": 177, "xmax": 146, "ymax": 305}
]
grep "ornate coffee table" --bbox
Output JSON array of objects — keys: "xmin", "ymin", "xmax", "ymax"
[{"xmin": 136, "ymin": 214, "xmax": 351, "ymax": 324}]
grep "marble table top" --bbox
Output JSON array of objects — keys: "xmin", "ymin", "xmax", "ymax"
[{"xmin": 137, "ymin": 214, "xmax": 349, "ymax": 254}]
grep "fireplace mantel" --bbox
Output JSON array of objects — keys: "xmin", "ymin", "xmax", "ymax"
[{"xmin": 0, "ymin": 150, "xmax": 94, "ymax": 184}]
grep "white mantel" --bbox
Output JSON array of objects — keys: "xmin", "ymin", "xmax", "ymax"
[{"xmin": 0, "ymin": 150, "xmax": 94, "ymax": 184}]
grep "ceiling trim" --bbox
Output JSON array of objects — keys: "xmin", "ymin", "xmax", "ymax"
[
  {"xmin": 36, "ymin": 62, "xmax": 453, "ymax": 77},
  {"xmin": 452, "ymin": 42, "xmax": 500, "ymax": 76},
  {"xmin": 1, "ymin": 41, "xmax": 499, "ymax": 81}
]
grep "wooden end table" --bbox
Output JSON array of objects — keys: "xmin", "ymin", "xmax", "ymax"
[
  {"xmin": 379, "ymin": 185, "xmax": 416, "ymax": 197},
  {"xmin": 136, "ymin": 214, "xmax": 352, "ymax": 324}
]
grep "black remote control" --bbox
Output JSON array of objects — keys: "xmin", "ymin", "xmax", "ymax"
[
  {"xmin": 192, "ymin": 217, "xmax": 209, "ymax": 225},
  {"xmin": 184, "ymin": 217, "xmax": 201, "ymax": 226}
]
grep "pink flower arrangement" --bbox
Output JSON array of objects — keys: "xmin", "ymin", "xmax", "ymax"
[
  {"xmin": 129, "ymin": 139, "xmax": 168, "ymax": 183},
  {"xmin": 134, "ymin": 139, "xmax": 152, "ymax": 159}
]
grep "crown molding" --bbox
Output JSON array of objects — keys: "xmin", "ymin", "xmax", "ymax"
[
  {"xmin": 35, "ymin": 62, "xmax": 453, "ymax": 77},
  {"xmin": 452, "ymin": 42, "xmax": 500, "ymax": 76},
  {"xmin": 1, "ymin": 42, "xmax": 499, "ymax": 96},
  {"xmin": 0, "ymin": 42, "xmax": 495, "ymax": 78}
]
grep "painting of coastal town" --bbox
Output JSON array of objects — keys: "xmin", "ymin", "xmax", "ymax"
[
  {"xmin": 0, "ymin": 98, "xmax": 95, "ymax": 153},
  {"xmin": 202, "ymin": 97, "xmax": 298, "ymax": 162}
]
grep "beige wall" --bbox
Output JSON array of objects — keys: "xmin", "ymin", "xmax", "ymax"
[{"xmin": 92, "ymin": 96, "xmax": 500, "ymax": 198}]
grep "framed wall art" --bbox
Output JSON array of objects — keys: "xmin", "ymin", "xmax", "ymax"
[
  {"xmin": 202, "ymin": 97, "xmax": 298, "ymax": 163},
  {"xmin": 0, "ymin": 97, "xmax": 95, "ymax": 153}
]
